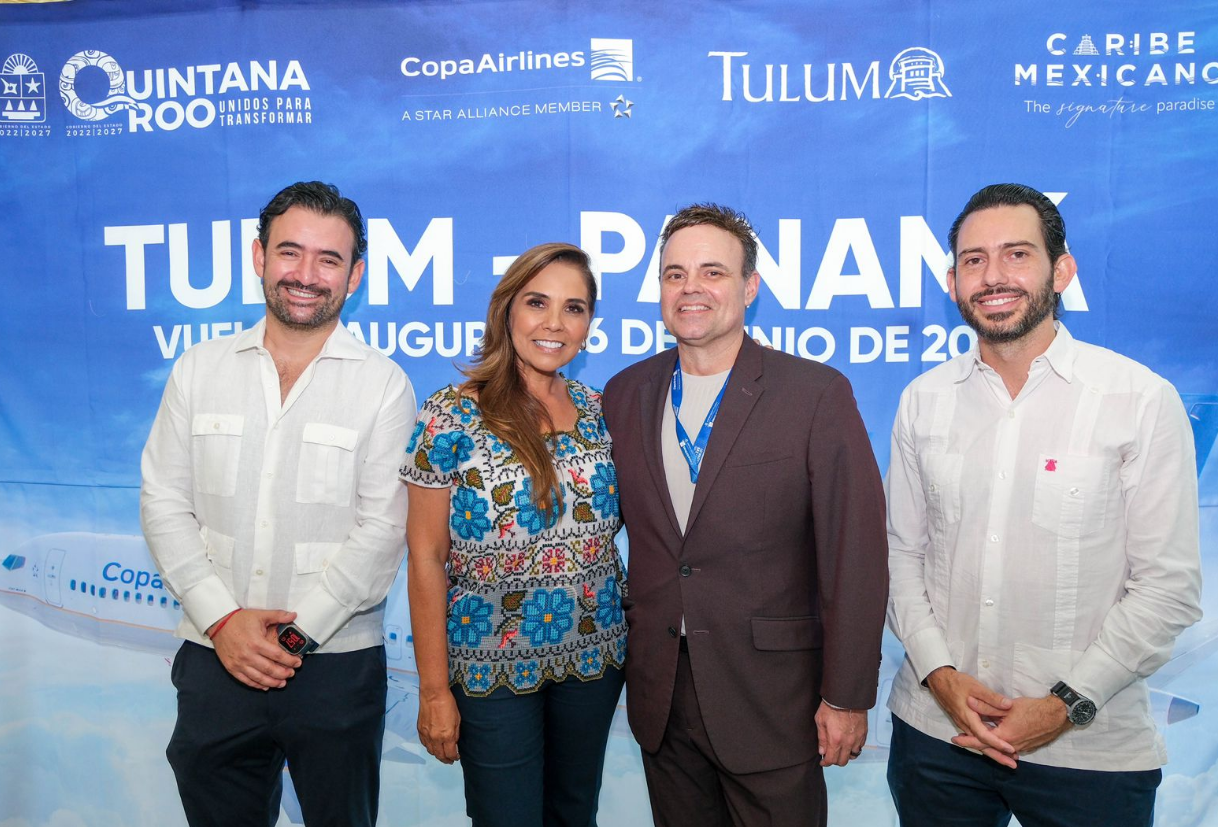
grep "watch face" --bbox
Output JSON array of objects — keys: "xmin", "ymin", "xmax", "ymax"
[
  {"xmin": 279, "ymin": 626, "xmax": 308, "ymax": 655},
  {"xmin": 1070, "ymin": 699, "xmax": 1097, "ymax": 725}
]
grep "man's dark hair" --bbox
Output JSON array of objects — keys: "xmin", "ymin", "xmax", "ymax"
[
  {"xmin": 948, "ymin": 183, "xmax": 1068, "ymax": 319},
  {"xmin": 948, "ymin": 183, "xmax": 1067, "ymax": 264},
  {"xmin": 257, "ymin": 181, "xmax": 367, "ymax": 263},
  {"xmin": 661, "ymin": 203, "xmax": 758, "ymax": 277}
]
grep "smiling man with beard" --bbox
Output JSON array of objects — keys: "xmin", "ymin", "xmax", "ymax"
[
  {"xmin": 884, "ymin": 184, "xmax": 1201, "ymax": 827},
  {"xmin": 140, "ymin": 181, "xmax": 415, "ymax": 826}
]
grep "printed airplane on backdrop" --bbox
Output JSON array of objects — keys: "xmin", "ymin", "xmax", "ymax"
[
  {"xmin": 0, "ymin": 531, "xmax": 429, "ymax": 823},
  {"xmin": 2, "ymin": 395, "xmax": 1216, "ymax": 814}
]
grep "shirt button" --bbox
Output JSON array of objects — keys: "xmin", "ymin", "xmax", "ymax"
[
  {"xmin": 998, "ymin": 471, "xmax": 1006, "ymax": 480},
  {"xmin": 261, "ymin": 520, "xmax": 269, "ymax": 527},
  {"xmin": 679, "ymin": 564, "xmax": 692, "ymax": 577},
  {"xmin": 1069, "ymin": 487, "xmax": 1080, "ymax": 496},
  {"xmin": 981, "ymin": 659, "xmax": 990, "ymax": 668},
  {"xmin": 667, "ymin": 626, "xmax": 678, "ymax": 638},
  {"xmin": 1007, "ymin": 410, "xmax": 1015, "ymax": 419},
  {"xmin": 929, "ymin": 483, "xmax": 938, "ymax": 493},
  {"xmin": 255, "ymin": 569, "xmax": 264, "ymax": 576},
  {"xmin": 989, "ymin": 534, "xmax": 999, "ymax": 543},
  {"xmin": 266, "ymin": 471, "xmax": 274, "ymax": 478},
  {"xmin": 984, "ymin": 598, "xmax": 994, "ymax": 607},
  {"xmin": 212, "ymin": 423, "xmax": 220, "ymax": 430}
]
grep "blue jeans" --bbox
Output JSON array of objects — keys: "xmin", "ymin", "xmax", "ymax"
[
  {"xmin": 453, "ymin": 667, "xmax": 625, "ymax": 827},
  {"xmin": 887, "ymin": 715, "xmax": 1161, "ymax": 827}
]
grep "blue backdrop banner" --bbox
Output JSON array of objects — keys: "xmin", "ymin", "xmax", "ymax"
[{"xmin": 2, "ymin": 2, "xmax": 1217, "ymax": 825}]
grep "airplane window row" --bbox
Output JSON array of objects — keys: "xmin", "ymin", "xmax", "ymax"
[{"xmin": 69, "ymin": 579, "xmax": 181, "ymax": 610}]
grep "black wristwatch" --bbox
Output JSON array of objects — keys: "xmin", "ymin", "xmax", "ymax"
[
  {"xmin": 277, "ymin": 623, "xmax": 319, "ymax": 656},
  {"xmin": 1050, "ymin": 681, "xmax": 1096, "ymax": 726}
]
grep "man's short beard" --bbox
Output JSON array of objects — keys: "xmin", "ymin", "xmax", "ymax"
[
  {"xmin": 957, "ymin": 274, "xmax": 1057, "ymax": 344},
  {"xmin": 264, "ymin": 279, "xmax": 347, "ymax": 330}
]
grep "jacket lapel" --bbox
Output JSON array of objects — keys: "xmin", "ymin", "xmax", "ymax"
[
  {"xmin": 684, "ymin": 336, "xmax": 765, "ymax": 532},
  {"xmin": 640, "ymin": 348, "xmax": 683, "ymax": 537}
]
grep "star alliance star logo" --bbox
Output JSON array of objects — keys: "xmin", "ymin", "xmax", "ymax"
[{"xmin": 610, "ymin": 94, "xmax": 633, "ymax": 118}]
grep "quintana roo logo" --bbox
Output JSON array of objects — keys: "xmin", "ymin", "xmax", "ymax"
[
  {"xmin": 60, "ymin": 50, "xmax": 137, "ymax": 121},
  {"xmin": 884, "ymin": 47, "xmax": 951, "ymax": 100}
]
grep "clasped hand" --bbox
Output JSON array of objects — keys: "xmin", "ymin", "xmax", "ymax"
[
  {"xmin": 926, "ymin": 667, "xmax": 1071, "ymax": 767},
  {"xmin": 209, "ymin": 609, "xmax": 302, "ymax": 690}
]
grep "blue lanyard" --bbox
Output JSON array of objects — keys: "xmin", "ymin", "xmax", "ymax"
[{"xmin": 671, "ymin": 359, "xmax": 731, "ymax": 483}]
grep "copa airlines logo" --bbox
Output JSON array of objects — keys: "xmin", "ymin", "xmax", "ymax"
[
  {"xmin": 1015, "ymin": 30, "xmax": 1218, "ymax": 87},
  {"xmin": 58, "ymin": 49, "xmax": 312, "ymax": 135},
  {"xmin": 711, "ymin": 46, "xmax": 950, "ymax": 103},
  {"xmin": 400, "ymin": 38, "xmax": 635, "ymax": 82},
  {"xmin": 102, "ymin": 562, "xmax": 165, "ymax": 591},
  {"xmin": 590, "ymin": 39, "xmax": 634, "ymax": 82}
]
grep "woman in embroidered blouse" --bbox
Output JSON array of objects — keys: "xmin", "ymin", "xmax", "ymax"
[{"xmin": 401, "ymin": 242, "xmax": 626, "ymax": 827}]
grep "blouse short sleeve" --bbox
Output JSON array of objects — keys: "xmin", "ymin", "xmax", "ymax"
[{"xmin": 399, "ymin": 386, "xmax": 470, "ymax": 489}]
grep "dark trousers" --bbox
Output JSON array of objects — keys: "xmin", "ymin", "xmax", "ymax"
[
  {"xmin": 166, "ymin": 641, "xmax": 387, "ymax": 827},
  {"xmin": 452, "ymin": 666, "xmax": 625, "ymax": 827},
  {"xmin": 640, "ymin": 645, "xmax": 827, "ymax": 827},
  {"xmin": 887, "ymin": 715, "xmax": 1161, "ymax": 827}
]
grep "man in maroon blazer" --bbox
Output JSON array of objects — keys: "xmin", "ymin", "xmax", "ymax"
[{"xmin": 602, "ymin": 203, "xmax": 889, "ymax": 827}]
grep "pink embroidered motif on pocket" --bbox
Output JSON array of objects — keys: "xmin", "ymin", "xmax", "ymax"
[{"xmin": 1044, "ymin": 458, "xmax": 1057, "ymax": 471}]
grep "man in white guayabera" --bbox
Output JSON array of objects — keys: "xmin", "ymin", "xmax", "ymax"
[
  {"xmin": 885, "ymin": 182, "xmax": 1202, "ymax": 827},
  {"xmin": 140, "ymin": 181, "xmax": 415, "ymax": 826}
]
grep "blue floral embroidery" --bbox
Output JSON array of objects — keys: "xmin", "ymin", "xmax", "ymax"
[
  {"xmin": 466, "ymin": 662, "xmax": 493, "ymax": 693},
  {"xmin": 577, "ymin": 647, "xmax": 602, "ymax": 677},
  {"xmin": 553, "ymin": 434, "xmax": 578, "ymax": 459},
  {"xmin": 590, "ymin": 463, "xmax": 620, "ymax": 520},
  {"xmin": 451, "ymin": 396, "xmax": 478, "ymax": 425},
  {"xmin": 512, "ymin": 659, "xmax": 542, "ymax": 691},
  {"xmin": 448, "ymin": 593, "xmax": 494, "ymax": 648},
  {"xmin": 430, "ymin": 431, "xmax": 474, "ymax": 474},
  {"xmin": 487, "ymin": 433, "xmax": 510, "ymax": 456},
  {"xmin": 450, "ymin": 487, "xmax": 492, "ymax": 541},
  {"xmin": 407, "ymin": 381, "xmax": 625, "ymax": 697},
  {"xmin": 595, "ymin": 576, "xmax": 623, "ymax": 629},
  {"xmin": 577, "ymin": 419, "xmax": 600, "ymax": 443},
  {"xmin": 520, "ymin": 588, "xmax": 575, "ymax": 647},
  {"xmin": 515, "ymin": 479, "xmax": 562, "ymax": 535},
  {"xmin": 406, "ymin": 420, "xmax": 426, "ymax": 453}
]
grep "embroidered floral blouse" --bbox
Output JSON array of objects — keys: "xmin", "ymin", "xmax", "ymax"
[{"xmin": 400, "ymin": 378, "xmax": 627, "ymax": 696}]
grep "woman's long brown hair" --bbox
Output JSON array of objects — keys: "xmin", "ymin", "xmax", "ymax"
[{"xmin": 459, "ymin": 242, "xmax": 597, "ymax": 515}]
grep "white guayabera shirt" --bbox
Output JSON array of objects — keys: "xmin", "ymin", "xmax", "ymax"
[
  {"xmin": 886, "ymin": 323, "xmax": 1201, "ymax": 771},
  {"xmin": 140, "ymin": 318, "xmax": 416, "ymax": 653}
]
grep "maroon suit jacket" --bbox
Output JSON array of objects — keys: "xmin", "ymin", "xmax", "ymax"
[{"xmin": 602, "ymin": 335, "xmax": 888, "ymax": 774}]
